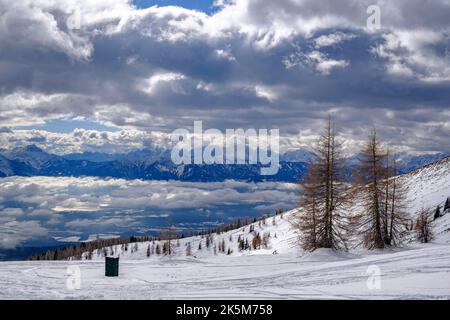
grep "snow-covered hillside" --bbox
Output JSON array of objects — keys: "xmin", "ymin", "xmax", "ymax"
[
  {"xmin": 402, "ymin": 157, "xmax": 450, "ymax": 214},
  {"xmin": 84, "ymin": 210, "xmax": 298, "ymax": 261},
  {"xmin": 0, "ymin": 157, "xmax": 449, "ymax": 299},
  {"xmin": 1, "ymin": 243, "xmax": 450, "ymax": 299},
  {"xmin": 83, "ymin": 156, "xmax": 450, "ymax": 261}
]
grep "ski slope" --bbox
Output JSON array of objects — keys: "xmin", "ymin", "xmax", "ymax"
[
  {"xmin": 0, "ymin": 157, "xmax": 449, "ymax": 299},
  {"xmin": 1, "ymin": 242, "xmax": 450, "ymax": 299}
]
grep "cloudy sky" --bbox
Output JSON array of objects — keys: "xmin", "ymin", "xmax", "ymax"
[{"xmin": 0, "ymin": 0, "xmax": 449, "ymax": 155}]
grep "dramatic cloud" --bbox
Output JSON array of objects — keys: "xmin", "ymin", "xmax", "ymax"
[
  {"xmin": 0, "ymin": 176, "xmax": 297, "ymax": 248},
  {"xmin": 0, "ymin": 0, "xmax": 448, "ymax": 153}
]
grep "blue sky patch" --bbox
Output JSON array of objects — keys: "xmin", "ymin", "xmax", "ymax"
[
  {"xmin": 133, "ymin": 0, "xmax": 218, "ymax": 14},
  {"xmin": 17, "ymin": 119, "xmax": 120, "ymax": 134}
]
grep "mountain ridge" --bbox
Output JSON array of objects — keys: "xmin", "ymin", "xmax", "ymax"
[{"xmin": 0, "ymin": 144, "xmax": 448, "ymax": 182}]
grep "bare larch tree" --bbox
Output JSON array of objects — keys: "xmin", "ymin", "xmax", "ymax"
[
  {"xmin": 382, "ymin": 152, "xmax": 409, "ymax": 245},
  {"xmin": 295, "ymin": 117, "xmax": 350, "ymax": 251},
  {"xmin": 356, "ymin": 128, "xmax": 387, "ymax": 249}
]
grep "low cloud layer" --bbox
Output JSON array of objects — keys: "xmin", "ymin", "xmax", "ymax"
[{"xmin": 0, "ymin": 176, "xmax": 297, "ymax": 248}]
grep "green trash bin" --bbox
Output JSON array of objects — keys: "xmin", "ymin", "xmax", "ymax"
[{"xmin": 105, "ymin": 257, "xmax": 119, "ymax": 277}]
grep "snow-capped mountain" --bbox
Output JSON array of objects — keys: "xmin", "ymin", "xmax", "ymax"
[
  {"xmin": 1, "ymin": 145, "xmax": 56, "ymax": 169},
  {"xmin": 1, "ymin": 144, "xmax": 448, "ymax": 183},
  {"xmin": 0, "ymin": 154, "xmax": 15, "ymax": 177},
  {"xmin": 0, "ymin": 145, "xmax": 309, "ymax": 182},
  {"xmin": 280, "ymin": 149, "xmax": 316, "ymax": 163},
  {"xmin": 0, "ymin": 153, "xmax": 36, "ymax": 177},
  {"xmin": 396, "ymin": 152, "xmax": 450, "ymax": 174}
]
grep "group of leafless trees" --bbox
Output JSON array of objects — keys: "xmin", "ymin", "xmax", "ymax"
[{"xmin": 295, "ymin": 117, "xmax": 440, "ymax": 252}]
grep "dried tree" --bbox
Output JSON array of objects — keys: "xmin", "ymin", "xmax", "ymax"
[
  {"xmin": 356, "ymin": 128, "xmax": 387, "ymax": 249},
  {"xmin": 295, "ymin": 117, "xmax": 350, "ymax": 251},
  {"xmin": 357, "ymin": 134, "xmax": 409, "ymax": 248},
  {"xmin": 383, "ymin": 154, "xmax": 409, "ymax": 245},
  {"xmin": 295, "ymin": 167, "xmax": 320, "ymax": 251},
  {"xmin": 415, "ymin": 208, "xmax": 434, "ymax": 243}
]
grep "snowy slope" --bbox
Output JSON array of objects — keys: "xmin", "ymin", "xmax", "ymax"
[
  {"xmin": 346, "ymin": 156, "xmax": 450, "ymax": 246},
  {"xmin": 83, "ymin": 156, "xmax": 450, "ymax": 261},
  {"xmin": 85, "ymin": 210, "xmax": 299, "ymax": 261},
  {"xmin": 1, "ymin": 244, "xmax": 450, "ymax": 299},
  {"xmin": 402, "ymin": 156, "xmax": 450, "ymax": 215}
]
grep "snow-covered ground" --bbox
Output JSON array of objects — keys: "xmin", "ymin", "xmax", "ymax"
[
  {"xmin": 0, "ymin": 157, "xmax": 449, "ymax": 299},
  {"xmin": 1, "ymin": 242, "xmax": 450, "ymax": 299}
]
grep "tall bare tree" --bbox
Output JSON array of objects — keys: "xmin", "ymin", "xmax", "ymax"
[
  {"xmin": 357, "ymin": 128, "xmax": 387, "ymax": 249},
  {"xmin": 357, "ymin": 132, "xmax": 409, "ymax": 249},
  {"xmin": 382, "ymin": 149, "xmax": 392, "ymax": 244},
  {"xmin": 295, "ymin": 172, "xmax": 320, "ymax": 251},
  {"xmin": 295, "ymin": 117, "xmax": 350, "ymax": 251},
  {"xmin": 383, "ymin": 153, "xmax": 409, "ymax": 245}
]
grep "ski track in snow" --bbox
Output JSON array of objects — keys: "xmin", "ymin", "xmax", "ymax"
[{"xmin": 1, "ymin": 243, "xmax": 450, "ymax": 299}]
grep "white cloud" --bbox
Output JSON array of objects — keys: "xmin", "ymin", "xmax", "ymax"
[
  {"xmin": 142, "ymin": 72, "xmax": 187, "ymax": 95},
  {"xmin": 0, "ymin": 128, "xmax": 173, "ymax": 155},
  {"xmin": 0, "ymin": 91, "xmax": 81, "ymax": 126},
  {"xmin": 0, "ymin": 176, "xmax": 297, "ymax": 212},
  {"xmin": 308, "ymin": 51, "xmax": 349, "ymax": 75},
  {"xmin": 371, "ymin": 30, "xmax": 450, "ymax": 81},
  {"xmin": 314, "ymin": 32, "xmax": 355, "ymax": 48},
  {"xmin": 215, "ymin": 47, "xmax": 236, "ymax": 61},
  {"xmin": 254, "ymin": 85, "xmax": 277, "ymax": 101},
  {"xmin": 284, "ymin": 49, "xmax": 350, "ymax": 75}
]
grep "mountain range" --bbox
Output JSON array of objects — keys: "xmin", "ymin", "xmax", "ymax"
[
  {"xmin": 0, "ymin": 145, "xmax": 308, "ymax": 182},
  {"xmin": 0, "ymin": 145, "xmax": 448, "ymax": 182}
]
